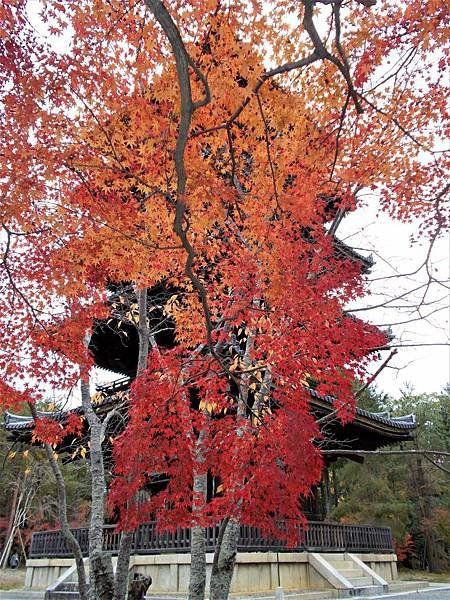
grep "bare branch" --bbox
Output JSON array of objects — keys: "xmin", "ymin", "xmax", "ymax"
[{"xmin": 354, "ymin": 349, "xmax": 398, "ymax": 399}]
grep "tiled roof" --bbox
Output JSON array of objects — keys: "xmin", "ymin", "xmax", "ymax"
[
  {"xmin": 305, "ymin": 387, "xmax": 416, "ymax": 430},
  {"xmin": 333, "ymin": 237, "xmax": 374, "ymax": 272},
  {"xmin": 3, "ymin": 380, "xmax": 416, "ymax": 432}
]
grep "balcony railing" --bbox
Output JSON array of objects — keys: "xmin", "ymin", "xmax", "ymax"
[{"xmin": 29, "ymin": 521, "xmax": 393, "ymax": 558}]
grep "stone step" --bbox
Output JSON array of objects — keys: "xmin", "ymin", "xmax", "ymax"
[
  {"xmin": 59, "ymin": 583, "xmax": 79, "ymax": 592},
  {"xmin": 347, "ymin": 577, "xmax": 373, "ymax": 587},
  {"xmin": 326, "ymin": 560, "xmax": 357, "ymax": 571},
  {"xmin": 338, "ymin": 569, "xmax": 365, "ymax": 580},
  {"xmin": 327, "ymin": 563, "xmax": 355, "ymax": 570},
  {"xmin": 322, "ymin": 556, "xmax": 352, "ymax": 565}
]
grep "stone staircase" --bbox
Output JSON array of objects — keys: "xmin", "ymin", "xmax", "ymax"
[
  {"xmin": 45, "ymin": 581, "xmax": 82, "ymax": 600},
  {"xmin": 330, "ymin": 555, "xmax": 370, "ymax": 582},
  {"xmin": 309, "ymin": 553, "xmax": 388, "ymax": 597},
  {"xmin": 43, "ymin": 559, "xmax": 88, "ymax": 600}
]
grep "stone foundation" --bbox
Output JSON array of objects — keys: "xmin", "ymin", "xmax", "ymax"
[{"xmin": 25, "ymin": 552, "xmax": 397, "ymax": 594}]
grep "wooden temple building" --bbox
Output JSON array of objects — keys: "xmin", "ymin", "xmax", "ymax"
[{"xmin": 2, "ymin": 238, "xmax": 419, "ymax": 597}]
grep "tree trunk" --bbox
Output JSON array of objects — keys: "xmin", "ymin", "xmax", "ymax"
[
  {"xmin": 90, "ymin": 550, "xmax": 115, "ymax": 600},
  {"xmin": 209, "ymin": 334, "xmax": 253, "ymax": 600},
  {"xmin": 188, "ymin": 416, "xmax": 208, "ymax": 600},
  {"xmin": 28, "ymin": 403, "xmax": 89, "ymax": 600},
  {"xmin": 412, "ymin": 439, "xmax": 447, "ymax": 573},
  {"xmin": 114, "ymin": 287, "xmax": 150, "ymax": 600},
  {"xmin": 80, "ymin": 373, "xmax": 114, "ymax": 600},
  {"xmin": 0, "ymin": 484, "xmax": 19, "ymax": 569},
  {"xmin": 113, "ymin": 531, "xmax": 134, "ymax": 600},
  {"xmin": 209, "ymin": 519, "xmax": 240, "ymax": 600},
  {"xmin": 323, "ymin": 466, "xmax": 333, "ymax": 520},
  {"xmin": 1, "ymin": 484, "xmax": 19, "ymax": 568},
  {"xmin": 189, "ymin": 473, "xmax": 207, "ymax": 600},
  {"xmin": 331, "ymin": 466, "xmax": 339, "ymax": 510}
]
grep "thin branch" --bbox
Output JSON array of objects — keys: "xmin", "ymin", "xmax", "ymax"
[
  {"xmin": 255, "ymin": 91, "xmax": 281, "ymax": 213},
  {"xmin": 192, "ymin": 51, "xmax": 320, "ymax": 139},
  {"xmin": 145, "ymin": 0, "xmax": 217, "ymax": 353},
  {"xmin": 302, "ymin": 0, "xmax": 363, "ymax": 113},
  {"xmin": 354, "ymin": 350, "xmax": 398, "ymax": 399},
  {"xmin": 423, "ymin": 453, "xmax": 450, "ymax": 476},
  {"xmin": 371, "ymin": 342, "xmax": 449, "ymax": 349},
  {"xmin": 329, "ymin": 91, "xmax": 350, "ymax": 183}
]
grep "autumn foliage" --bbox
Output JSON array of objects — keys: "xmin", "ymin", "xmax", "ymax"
[
  {"xmin": 1, "ymin": 0, "xmax": 449, "ymax": 544},
  {"xmin": 32, "ymin": 413, "xmax": 84, "ymax": 446}
]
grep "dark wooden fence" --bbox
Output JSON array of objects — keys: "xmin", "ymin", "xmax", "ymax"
[{"xmin": 29, "ymin": 521, "xmax": 393, "ymax": 558}]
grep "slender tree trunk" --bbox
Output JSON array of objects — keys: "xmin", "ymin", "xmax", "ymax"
[
  {"xmin": 0, "ymin": 484, "xmax": 19, "ymax": 568},
  {"xmin": 80, "ymin": 373, "xmax": 114, "ymax": 600},
  {"xmin": 188, "ymin": 331, "xmax": 229, "ymax": 600},
  {"xmin": 209, "ymin": 519, "xmax": 240, "ymax": 600},
  {"xmin": 209, "ymin": 334, "xmax": 253, "ymax": 600},
  {"xmin": 413, "ymin": 439, "xmax": 446, "ymax": 573},
  {"xmin": 2, "ymin": 484, "xmax": 18, "ymax": 563},
  {"xmin": 114, "ymin": 531, "xmax": 134, "ymax": 600},
  {"xmin": 28, "ymin": 402, "xmax": 89, "ymax": 600},
  {"xmin": 331, "ymin": 466, "xmax": 339, "ymax": 510},
  {"xmin": 189, "ymin": 522, "xmax": 206, "ymax": 600},
  {"xmin": 114, "ymin": 287, "xmax": 150, "ymax": 600},
  {"xmin": 0, "ymin": 486, "xmax": 34, "ymax": 569},
  {"xmin": 323, "ymin": 467, "xmax": 333, "ymax": 520},
  {"xmin": 188, "ymin": 436, "xmax": 207, "ymax": 600}
]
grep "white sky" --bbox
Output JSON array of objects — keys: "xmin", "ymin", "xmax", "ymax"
[{"xmin": 339, "ymin": 199, "xmax": 449, "ymax": 399}]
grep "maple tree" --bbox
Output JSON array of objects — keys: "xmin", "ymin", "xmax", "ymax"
[{"xmin": 0, "ymin": 0, "xmax": 449, "ymax": 599}]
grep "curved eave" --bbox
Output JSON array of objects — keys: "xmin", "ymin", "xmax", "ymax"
[
  {"xmin": 4, "ymin": 383, "xmax": 417, "ymax": 452},
  {"xmin": 3, "ymin": 394, "xmax": 120, "ymax": 432},
  {"xmin": 306, "ymin": 387, "xmax": 416, "ymax": 433},
  {"xmin": 333, "ymin": 237, "xmax": 374, "ymax": 274}
]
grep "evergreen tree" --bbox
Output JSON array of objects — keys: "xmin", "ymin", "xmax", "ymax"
[{"xmin": 332, "ymin": 386, "xmax": 450, "ymax": 572}]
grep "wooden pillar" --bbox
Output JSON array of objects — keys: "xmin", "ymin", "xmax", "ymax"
[{"xmin": 323, "ymin": 466, "xmax": 333, "ymax": 520}]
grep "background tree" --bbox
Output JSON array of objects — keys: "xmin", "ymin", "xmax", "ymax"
[
  {"xmin": 0, "ymin": 412, "xmax": 91, "ymax": 570},
  {"xmin": 332, "ymin": 386, "xmax": 450, "ymax": 573}
]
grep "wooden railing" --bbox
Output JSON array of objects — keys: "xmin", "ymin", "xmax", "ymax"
[{"xmin": 29, "ymin": 521, "xmax": 393, "ymax": 558}]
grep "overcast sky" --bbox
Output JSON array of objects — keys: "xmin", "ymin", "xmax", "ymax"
[{"xmin": 339, "ymin": 198, "xmax": 449, "ymax": 399}]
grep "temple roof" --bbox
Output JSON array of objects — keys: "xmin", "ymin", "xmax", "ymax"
[
  {"xmin": 3, "ymin": 378, "xmax": 416, "ymax": 443},
  {"xmin": 333, "ymin": 237, "xmax": 374, "ymax": 273},
  {"xmin": 306, "ymin": 387, "xmax": 416, "ymax": 431}
]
